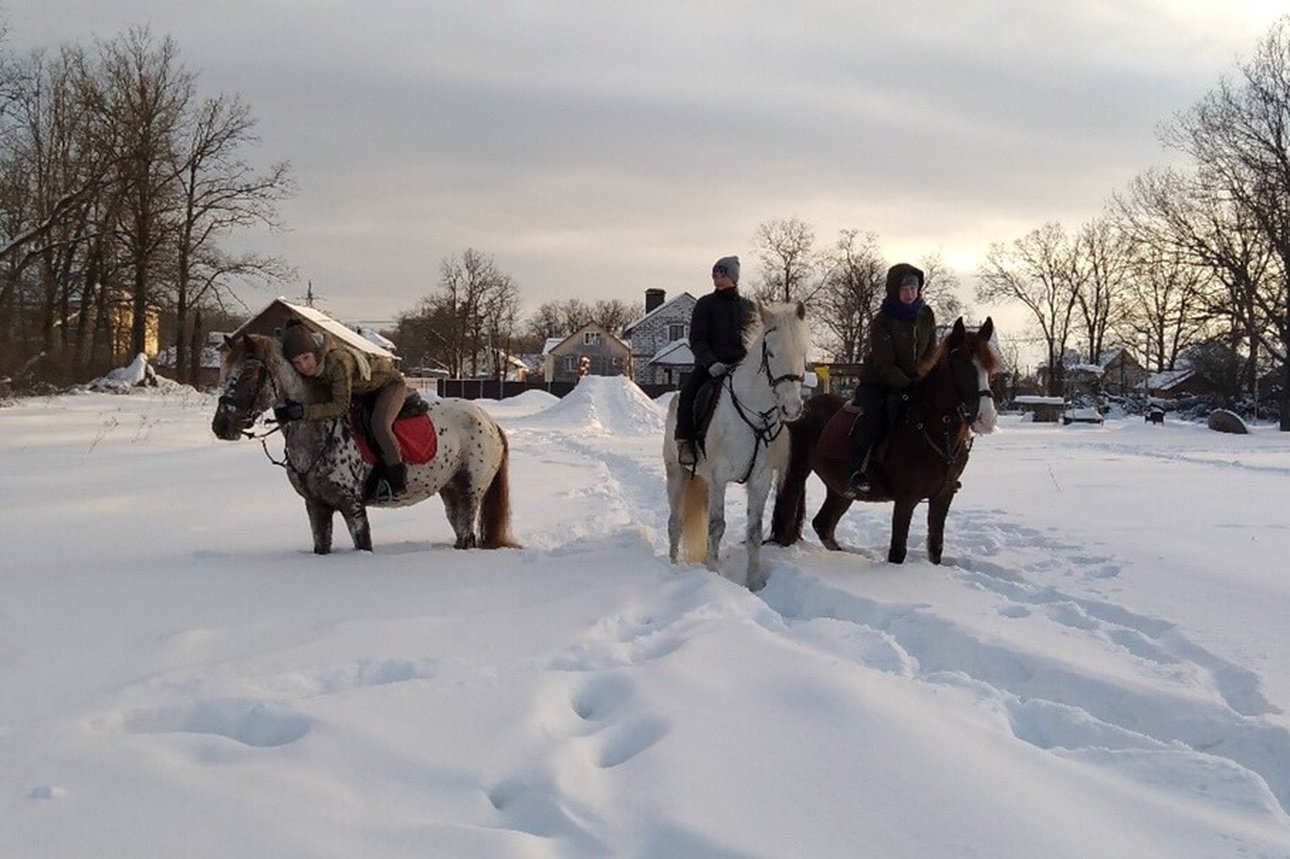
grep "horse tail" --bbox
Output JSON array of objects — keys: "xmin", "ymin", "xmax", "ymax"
[
  {"xmin": 479, "ymin": 425, "xmax": 521, "ymax": 549},
  {"xmin": 681, "ymin": 472, "xmax": 709, "ymax": 563},
  {"xmin": 768, "ymin": 402, "xmax": 820, "ymax": 545}
]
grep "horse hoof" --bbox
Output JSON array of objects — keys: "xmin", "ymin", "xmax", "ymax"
[
  {"xmin": 887, "ymin": 550, "xmax": 906, "ymax": 564},
  {"xmin": 822, "ymin": 538, "xmax": 841, "ymax": 551}
]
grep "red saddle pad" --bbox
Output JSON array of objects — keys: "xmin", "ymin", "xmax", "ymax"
[
  {"xmin": 819, "ymin": 407, "xmax": 860, "ymax": 462},
  {"xmin": 350, "ymin": 413, "xmax": 438, "ymax": 465}
]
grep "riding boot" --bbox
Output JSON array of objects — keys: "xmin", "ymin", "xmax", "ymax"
[
  {"xmin": 845, "ymin": 413, "xmax": 878, "ymax": 497},
  {"xmin": 676, "ymin": 438, "xmax": 697, "ymax": 467},
  {"xmin": 371, "ymin": 462, "xmax": 407, "ymax": 503}
]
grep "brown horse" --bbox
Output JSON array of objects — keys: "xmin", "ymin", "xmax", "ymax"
[{"xmin": 768, "ymin": 317, "xmax": 999, "ymax": 564}]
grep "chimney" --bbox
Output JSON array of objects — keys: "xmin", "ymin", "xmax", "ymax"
[{"xmin": 645, "ymin": 288, "xmax": 665, "ymax": 314}]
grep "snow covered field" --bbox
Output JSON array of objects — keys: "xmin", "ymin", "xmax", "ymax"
[{"xmin": 2, "ymin": 377, "xmax": 1289, "ymax": 858}]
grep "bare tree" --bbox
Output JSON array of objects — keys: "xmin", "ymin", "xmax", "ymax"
[
  {"xmin": 813, "ymin": 228, "xmax": 885, "ymax": 361},
  {"xmin": 976, "ymin": 222, "xmax": 1080, "ymax": 395},
  {"xmin": 752, "ymin": 217, "xmax": 821, "ymax": 304},
  {"xmin": 1071, "ymin": 215, "xmax": 1132, "ymax": 364},
  {"xmin": 1163, "ymin": 18, "xmax": 1290, "ymax": 427},
  {"xmin": 169, "ymin": 92, "xmax": 293, "ymax": 382}
]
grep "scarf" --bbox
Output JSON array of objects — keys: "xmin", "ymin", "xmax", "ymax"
[{"xmin": 881, "ymin": 295, "xmax": 925, "ymax": 322}]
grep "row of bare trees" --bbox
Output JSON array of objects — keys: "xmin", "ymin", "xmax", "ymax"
[
  {"xmin": 0, "ymin": 26, "xmax": 292, "ymax": 386},
  {"xmin": 978, "ymin": 19, "xmax": 1290, "ymax": 427}
]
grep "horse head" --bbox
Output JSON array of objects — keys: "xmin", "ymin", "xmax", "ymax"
[
  {"xmin": 941, "ymin": 316, "xmax": 1000, "ymax": 435},
  {"xmin": 756, "ymin": 301, "xmax": 811, "ymax": 423},
  {"xmin": 211, "ymin": 333, "xmax": 278, "ymax": 440}
]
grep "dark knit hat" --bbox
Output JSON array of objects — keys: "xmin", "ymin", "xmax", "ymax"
[
  {"xmin": 282, "ymin": 322, "xmax": 322, "ymax": 360},
  {"xmin": 712, "ymin": 255, "xmax": 740, "ymax": 284},
  {"xmin": 885, "ymin": 263, "xmax": 925, "ymax": 298}
]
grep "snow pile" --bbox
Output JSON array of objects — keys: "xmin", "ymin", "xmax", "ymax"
[
  {"xmin": 519, "ymin": 374, "xmax": 664, "ymax": 435},
  {"xmin": 84, "ymin": 353, "xmax": 184, "ymax": 393}
]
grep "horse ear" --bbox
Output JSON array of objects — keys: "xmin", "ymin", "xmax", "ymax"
[
  {"xmin": 795, "ymin": 300, "xmax": 806, "ymax": 320},
  {"xmin": 979, "ymin": 317, "xmax": 994, "ymax": 340},
  {"xmin": 948, "ymin": 317, "xmax": 966, "ymax": 345}
]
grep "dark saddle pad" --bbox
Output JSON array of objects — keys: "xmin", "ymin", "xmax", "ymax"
[
  {"xmin": 347, "ymin": 390, "xmax": 437, "ymax": 466},
  {"xmin": 693, "ymin": 377, "xmax": 723, "ymax": 439}
]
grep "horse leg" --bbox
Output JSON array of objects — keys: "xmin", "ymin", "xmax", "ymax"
[
  {"xmin": 811, "ymin": 490, "xmax": 852, "ymax": 551},
  {"xmin": 926, "ymin": 484, "xmax": 958, "ymax": 565},
  {"xmin": 888, "ymin": 498, "xmax": 917, "ymax": 564},
  {"xmin": 665, "ymin": 466, "xmax": 686, "ymax": 564},
  {"xmin": 339, "ymin": 496, "xmax": 373, "ymax": 552},
  {"xmin": 706, "ymin": 479, "xmax": 729, "ymax": 573},
  {"xmin": 440, "ymin": 475, "xmax": 481, "ymax": 549},
  {"xmin": 744, "ymin": 471, "xmax": 774, "ymax": 592},
  {"xmin": 305, "ymin": 497, "xmax": 334, "ymax": 555}
]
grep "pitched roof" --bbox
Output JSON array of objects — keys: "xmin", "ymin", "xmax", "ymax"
[
  {"xmin": 623, "ymin": 291, "xmax": 697, "ymax": 336},
  {"xmin": 650, "ymin": 339, "xmax": 694, "ymax": 365},
  {"xmin": 231, "ymin": 298, "xmax": 396, "ymax": 360}
]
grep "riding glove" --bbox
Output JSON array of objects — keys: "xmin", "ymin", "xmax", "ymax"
[
  {"xmin": 274, "ymin": 400, "xmax": 304, "ymax": 423},
  {"xmin": 708, "ymin": 361, "xmax": 729, "ymax": 376}
]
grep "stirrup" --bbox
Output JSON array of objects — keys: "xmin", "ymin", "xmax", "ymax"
[{"xmin": 846, "ymin": 470, "xmax": 871, "ymax": 497}]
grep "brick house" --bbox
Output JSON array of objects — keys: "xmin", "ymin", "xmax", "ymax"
[{"xmin": 622, "ymin": 288, "xmax": 698, "ymax": 388}]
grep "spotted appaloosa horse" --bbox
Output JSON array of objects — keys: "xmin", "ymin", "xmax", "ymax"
[
  {"xmin": 664, "ymin": 301, "xmax": 811, "ymax": 591},
  {"xmin": 212, "ymin": 332, "xmax": 517, "ymax": 554},
  {"xmin": 768, "ymin": 317, "xmax": 999, "ymax": 564}
]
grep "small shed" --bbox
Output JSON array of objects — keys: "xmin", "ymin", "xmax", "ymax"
[
  {"xmin": 1014, "ymin": 395, "xmax": 1065, "ymax": 423},
  {"xmin": 229, "ymin": 298, "xmax": 397, "ymax": 362}
]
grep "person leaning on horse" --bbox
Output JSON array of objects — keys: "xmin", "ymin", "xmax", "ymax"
[
  {"xmin": 846, "ymin": 262, "xmax": 938, "ymax": 497},
  {"xmin": 674, "ymin": 255, "xmax": 756, "ymax": 467},
  {"xmin": 275, "ymin": 321, "xmax": 410, "ymax": 501}
]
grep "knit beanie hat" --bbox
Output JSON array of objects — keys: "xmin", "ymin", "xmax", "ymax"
[
  {"xmin": 282, "ymin": 322, "xmax": 322, "ymax": 360},
  {"xmin": 713, "ymin": 255, "xmax": 740, "ymax": 284}
]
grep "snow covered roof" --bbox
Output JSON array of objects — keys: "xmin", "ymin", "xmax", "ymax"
[
  {"xmin": 1144, "ymin": 367, "xmax": 1195, "ymax": 391},
  {"xmin": 541, "ymin": 337, "xmax": 564, "ymax": 356},
  {"xmin": 650, "ymin": 339, "xmax": 694, "ymax": 366},
  {"xmin": 231, "ymin": 298, "xmax": 396, "ymax": 360},
  {"xmin": 623, "ymin": 291, "xmax": 697, "ymax": 336}
]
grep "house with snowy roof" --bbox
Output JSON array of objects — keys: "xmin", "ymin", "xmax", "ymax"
[
  {"xmin": 621, "ymin": 288, "xmax": 697, "ymax": 388},
  {"xmin": 542, "ymin": 322, "xmax": 632, "ymax": 383},
  {"xmin": 227, "ymin": 297, "xmax": 398, "ymax": 361}
]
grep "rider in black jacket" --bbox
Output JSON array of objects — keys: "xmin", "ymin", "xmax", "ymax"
[{"xmin": 675, "ymin": 255, "xmax": 755, "ymax": 466}]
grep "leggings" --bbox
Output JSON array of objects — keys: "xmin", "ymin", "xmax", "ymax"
[{"xmin": 371, "ymin": 379, "xmax": 408, "ymax": 466}]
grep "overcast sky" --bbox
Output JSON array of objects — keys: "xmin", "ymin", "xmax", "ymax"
[{"xmin": 4, "ymin": 1, "xmax": 1286, "ymax": 355}]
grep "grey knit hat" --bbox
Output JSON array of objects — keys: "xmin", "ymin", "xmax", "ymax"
[
  {"xmin": 282, "ymin": 323, "xmax": 322, "ymax": 360},
  {"xmin": 712, "ymin": 255, "xmax": 740, "ymax": 284}
]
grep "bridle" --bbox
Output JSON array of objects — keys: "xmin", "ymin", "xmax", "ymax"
[
  {"xmin": 907, "ymin": 344, "xmax": 993, "ymax": 466},
  {"xmin": 722, "ymin": 324, "xmax": 806, "ymax": 484},
  {"xmin": 215, "ymin": 357, "xmax": 271, "ymax": 436}
]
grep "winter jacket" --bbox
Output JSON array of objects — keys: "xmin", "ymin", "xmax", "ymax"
[
  {"xmin": 303, "ymin": 348, "xmax": 405, "ymax": 421},
  {"xmin": 859, "ymin": 263, "xmax": 938, "ymax": 390},
  {"xmin": 689, "ymin": 288, "xmax": 755, "ymax": 371}
]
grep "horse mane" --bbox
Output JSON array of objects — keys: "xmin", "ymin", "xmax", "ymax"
[
  {"xmin": 743, "ymin": 301, "xmax": 810, "ymax": 356},
  {"xmin": 915, "ymin": 320, "xmax": 1000, "ymax": 380}
]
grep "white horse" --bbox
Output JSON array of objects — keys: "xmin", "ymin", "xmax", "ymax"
[
  {"xmin": 211, "ymin": 333, "xmax": 518, "ymax": 554},
  {"xmin": 664, "ymin": 301, "xmax": 811, "ymax": 591}
]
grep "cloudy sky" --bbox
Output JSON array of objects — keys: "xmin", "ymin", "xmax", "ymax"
[{"xmin": 4, "ymin": 1, "xmax": 1286, "ymax": 353}]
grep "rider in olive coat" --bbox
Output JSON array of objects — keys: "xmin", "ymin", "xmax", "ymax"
[
  {"xmin": 846, "ymin": 262, "xmax": 938, "ymax": 496},
  {"xmin": 276, "ymin": 321, "xmax": 410, "ymax": 501}
]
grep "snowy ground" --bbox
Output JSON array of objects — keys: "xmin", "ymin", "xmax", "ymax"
[{"xmin": 2, "ymin": 377, "xmax": 1289, "ymax": 858}]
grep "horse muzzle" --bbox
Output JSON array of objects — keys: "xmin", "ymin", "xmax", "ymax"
[{"xmin": 211, "ymin": 402, "xmax": 254, "ymax": 440}]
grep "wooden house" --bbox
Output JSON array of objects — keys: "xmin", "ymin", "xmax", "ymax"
[{"xmin": 542, "ymin": 322, "xmax": 632, "ymax": 383}]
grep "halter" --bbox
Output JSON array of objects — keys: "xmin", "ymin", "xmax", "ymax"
[
  {"xmin": 906, "ymin": 346, "xmax": 993, "ymax": 466},
  {"xmin": 719, "ymin": 326, "xmax": 804, "ymax": 484}
]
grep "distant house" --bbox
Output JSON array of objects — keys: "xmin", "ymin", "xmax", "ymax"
[
  {"xmin": 542, "ymin": 322, "xmax": 632, "ymax": 383},
  {"xmin": 1142, "ymin": 366, "xmax": 1207, "ymax": 400},
  {"xmin": 154, "ymin": 331, "xmax": 228, "ymax": 388},
  {"xmin": 228, "ymin": 297, "xmax": 398, "ymax": 362},
  {"xmin": 622, "ymin": 288, "xmax": 698, "ymax": 388},
  {"xmin": 1038, "ymin": 345, "xmax": 1146, "ymax": 402}
]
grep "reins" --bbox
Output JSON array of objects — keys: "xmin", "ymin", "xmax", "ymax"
[
  {"xmin": 720, "ymin": 327, "xmax": 803, "ymax": 484},
  {"xmin": 906, "ymin": 348, "xmax": 993, "ymax": 466}
]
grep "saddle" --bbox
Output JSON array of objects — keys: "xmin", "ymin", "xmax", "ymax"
[
  {"xmin": 819, "ymin": 394, "xmax": 907, "ymax": 463},
  {"xmin": 690, "ymin": 377, "xmax": 724, "ymax": 449},
  {"xmin": 347, "ymin": 389, "xmax": 438, "ymax": 466}
]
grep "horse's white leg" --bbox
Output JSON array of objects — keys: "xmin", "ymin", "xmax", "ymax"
[
  {"xmin": 706, "ymin": 479, "xmax": 728, "ymax": 572},
  {"xmin": 744, "ymin": 470, "xmax": 774, "ymax": 591},
  {"xmin": 305, "ymin": 497, "xmax": 334, "ymax": 555}
]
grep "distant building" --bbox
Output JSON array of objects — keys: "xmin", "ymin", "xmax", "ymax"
[
  {"xmin": 622, "ymin": 288, "xmax": 697, "ymax": 388},
  {"xmin": 542, "ymin": 322, "xmax": 632, "ymax": 383},
  {"xmin": 228, "ymin": 297, "xmax": 398, "ymax": 362}
]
